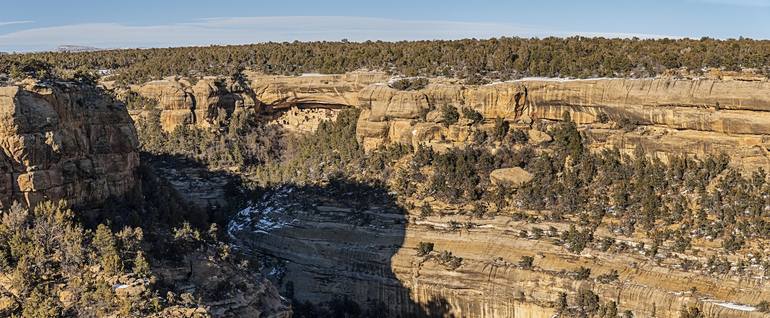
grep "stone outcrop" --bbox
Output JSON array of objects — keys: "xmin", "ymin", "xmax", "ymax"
[
  {"xmin": 230, "ymin": 183, "xmax": 770, "ymax": 318},
  {"xmin": 0, "ymin": 81, "xmax": 139, "ymax": 208},
  {"xmin": 126, "ymin": 72, "xmax": 770, "ymax": 172},
  {"xmin": 153, "ymin": 248, "xmax": 292, "ymax": 318},
  {"xmin": 527, "ymin": 129, "xmax": 552, "ymax": 145},
  {"xmin": 129, "ymin": 72, "xmax": 388, "ymax": 133},
  {"xmin": 489, "ymin": 167, "xmax": 533, "ymax": 187},
  {"xmin": 392, "ymin": 214, "xmax": 770, "ymax": 318},
  {"xmin": 128, "ymin": 72, "xmax": 770, "ymax": 171},
  {"xmin": 216, "ymin": 72, "xmax": 770, "ymax": 318},
  {"xmin": 228, "ymin": 185, "xmax": 441, "ymax": 317},
  {"xmin": 246, "ymin": 71, "xmax": 389, "ymax": 109},
  {"xmin": 131, "ymin": 76, "xmax": 257, "ymax": 132},
  {"xmin": 354, "ymin": 77, "xmax": 770, "ymax": 171}
]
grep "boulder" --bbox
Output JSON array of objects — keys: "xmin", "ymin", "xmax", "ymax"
[
  {"xmin": 527, "ymin": 129, "xmax": 553, "ymax": 145},
  {"xmin": 361, "ymin": 85, "xmax": 430, "ymax": 121},
  {"xmin": 489, "ymin": 167, "xmax": 533, "ymax": 187},
  {"xmin": 355, "ymin": 109, "xmax": 389, "ymax": 139},
  {"xmin": 0, "ymin": 294, "xmax": 18, "ymax": 317}
]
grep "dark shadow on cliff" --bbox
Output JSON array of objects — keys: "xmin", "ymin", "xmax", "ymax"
[
  {"xmin": 90, "ymin": 149, "xmax": 453, "ymax": 317},
  {"xmin": 79, "ymin": 152, "xmax": 248, "ymax": 249},
  {"xmin": 229, "ymin": 177, "xmax": 453, "ymax": 318}
]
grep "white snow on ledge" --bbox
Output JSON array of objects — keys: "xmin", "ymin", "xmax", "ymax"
[
  {"xmin": 516, "ymin": 76, "xmax": 613, "ymax": 82},
  {"xmin": 482, "ymin": 76, "xmax": 661, "ymax": 86},
  {"xmin": 703, "ymin": 299, "xmax": 756, "ymax": 312},
  {"xmin": 227, "ymin": 186, "xmax": 297, "ymax": 238}
]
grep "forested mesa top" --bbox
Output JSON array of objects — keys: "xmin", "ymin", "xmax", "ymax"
[{"xmin": 1, "ymin": 37, "xmax": 769, "ymax": 85}]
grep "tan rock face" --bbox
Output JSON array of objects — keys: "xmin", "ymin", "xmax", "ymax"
[
  {"xmin": 353, "ymin": 77, "xmax": 770, "ymax": 170},
  {"xmin": 489, "ymin": 167, "xmax": 533, "ymax": 187},
  {"xmin": 133, "ymin": 76, "xmax": 258, "ymax": 132},
  {"xmin": 131, "ymin": 72, "xmax": 387, "ymax": 133},
  {"xmin": 246, "ymin": 71, "xmax": 388, "ymax": 108},
  {"xmin": 527, "ymin": 129, "xmax": 553, "ymax": 145},
  {"xmin": 129, "ymin": 73, "xmax": 770, "ymax": 170},
  {"xmin": 0, "ymin": 82, "xmax": 139, "ymax": 208},
  {"xmin": 230, "ymin": 182, "xmax": 770, "ymax": 318},
  {"xmin": 208, "ymin": 73, "xmax": 770, "ymax": 317},
  {"xmin": 134, "ymin": 78, "xmax": 192, "ymax": 110}
]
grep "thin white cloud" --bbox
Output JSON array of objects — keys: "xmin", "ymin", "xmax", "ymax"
[
  {"xmin": 0, "ymin": 16, "xmax": 679, "ymax": 52},
  {"xmin": 691, "ymin": 0, "xmax": 770, "ymax": 6},
  {"xmin": 0, "ymin": 20, "xmax": 33, "ymax": 27}
]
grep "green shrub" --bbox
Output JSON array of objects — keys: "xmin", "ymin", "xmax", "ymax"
[
  {"xmin": 389, "ymin": 77, "xmax": 429, "ymax": 91},
  {"xmin": 437, "ymin": 251, "xmax": 463, "ymax": 270},
  {"xmin": 597, "ymin": 269, "xmax": 619, "ymax": 283},
  {"xmin": 519, "ymin": 256, "xmax": 534, "ymax": 269},
  {"xmin": 462, "ymin": 107, "xmax": 483, "ymax": 125},
  {"xmin": 574, "ymin": 267, "xmax": 591, "ymax": 280},
  {"xmin": 417, "ymin": 242, "xmax": 434, "ymax": 256},
  {"xmin": 440, "ymin": 105, "xmax": 460, "ymax": 126}
]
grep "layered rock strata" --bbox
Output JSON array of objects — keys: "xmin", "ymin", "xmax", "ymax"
[
  {"xmin": 230, "ymin": 186, "xmax": 770, "ymax": 318},
  {"xmin": 0, "ymin": 80, "xmax": 139, "ymax": 208},
  {"xmin": 355, "ymin": 78, "xmax": 770, "ymax": 170},
  {"xmin": 131, "ymin": 76, "xmax": 258, "ymax": 132}
]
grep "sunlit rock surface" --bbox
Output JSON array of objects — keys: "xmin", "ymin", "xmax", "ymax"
[{"xmin": 0, "ymin": 80, "xmax": 139, "ymax": 208}]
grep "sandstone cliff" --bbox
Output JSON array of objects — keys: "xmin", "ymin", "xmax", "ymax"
[
  {"xmin": 131, "ymin": 73, "xmax": 770, "ymax": 172},
  {"xmin": 355, "ymin": 77, "xmax": 770, "ymax": 170},
  {"xmin": 0, "ymin": 79, "xmax": 292, "ymax": 318},
  {"xmin": 230, "ymin": 184, "xmax": 770, "ymax": 318},
  {"xmin": 131, "ymin": 76, "xmax": 257, "ymax": 132},
  {"xmin": 246, "ymin": 71, "xmax": 389, "ymax": 108},
  {"xmin": 128, "ymin": 71, "xmax": 388, "ymax": 133},
  {"xmin": 0, "ymin": 80, "xmax": 139, "ymax": 208},
  {"xmin": 131, "ymin": 72, "xmax": 770, "ymax": 317},
  {"xmin": 127, "ymin": 72, "xmax": 770, "ymax": 164}
]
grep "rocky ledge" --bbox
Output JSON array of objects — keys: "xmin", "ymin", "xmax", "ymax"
[
  {"xmin": 0, "ymin": 80, "xmax": 139, "ymax": 208},
  {"xmin": 127, "ymin": 72, "xmax": 770, "ymax": 171},
  {"xmin": 356, "ymin": 77, "xmax": 770, "ymax": 171}
]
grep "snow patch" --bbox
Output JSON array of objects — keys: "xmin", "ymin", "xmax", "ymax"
[
  {"xmin": 703, "ymin": 299, "xmax": 756, "ymax": 312},
  {"xmin": 484, "ymin": 76, "xmax": 658, "ymax": 86},
  {"xmin": 227, "ymin": 186, "xmax": 298, "ymax": 238}
]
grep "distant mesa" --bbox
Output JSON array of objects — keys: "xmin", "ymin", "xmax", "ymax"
[{"xmin": 56, "ymin": 45, "xmax": 101, "ymax": 53}]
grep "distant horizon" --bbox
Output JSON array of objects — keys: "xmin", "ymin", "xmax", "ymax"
[
  {"xmin": 2, "ymin": 0, "xmax": 769, "ymax": 52},
  {"xmin": 4, "ymin": 34, "xmax": 769, "ymax": 55}
]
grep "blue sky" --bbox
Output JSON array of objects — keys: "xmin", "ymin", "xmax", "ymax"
[{"xmin": 1, "ymin": 0, "xmax": 769, "ymax": 52}]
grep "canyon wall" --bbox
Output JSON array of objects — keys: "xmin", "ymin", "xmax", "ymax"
[
  {"xmin": 391, "ymin": 214, "xmax": 769, "ymax": 318},
  {"xmin": 0, "ymin": 80, "xmax": 139, "ymax": 208},
  {"xmin": 129, "ymin": 71, "xmax": 389, "ymax": 132},
  {"xmin": 0, "ymin": 80, "xmax": 292, "ymax": 317},
  {"xmin": 133, "ymin": 73, "xmax": 770, "ymax": 172},
  {"xmin": 129, "ymin": 75, "xmax": 258, "ymax": 131},
  {"xmin": 355, "ymin": 77, "xmax": 770, "ymax": 170},
  {"xmin": 138, "ymin": 73, "xmax": 770, "ymax": 317},
  {"xmin": 229, "ymin": 183, "xmax": 770, "ymax": 317}
]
